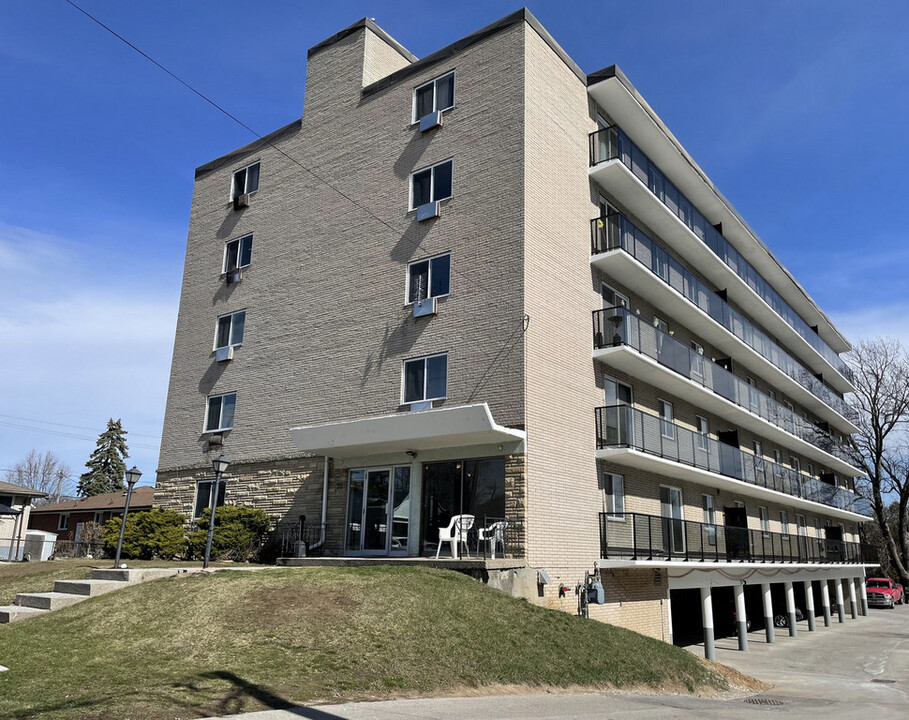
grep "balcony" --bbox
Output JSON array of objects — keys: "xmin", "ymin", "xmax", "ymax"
[
  {"xmin": 598, "ymin": 512, "xmax": 876, "ymax": 565},
  {"xmin": 589, "ymin": 125, "xmax": 853, "ymax": 391},
  {"xmin": 595, "ymin": 405, "xmax": 870, "ymax": 518},
  {"xmin": 592, "ymin": 307, "xmax": 861, "ymax": 477},
  {"xmin": 591, "ymin": 212, "xmax": 857, "ymax": 433}
]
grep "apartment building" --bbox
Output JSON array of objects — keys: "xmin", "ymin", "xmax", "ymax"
[{"xmin": 155, "ymin": 9, "xmax": 875, "ymax": 656}]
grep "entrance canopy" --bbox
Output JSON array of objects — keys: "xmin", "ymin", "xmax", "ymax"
[{"xmin": 289, "ymin": 403, "xmax": 525, "ymax": 459}]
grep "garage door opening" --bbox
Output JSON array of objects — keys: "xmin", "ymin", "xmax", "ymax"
[{"xmin": 669, "ymin": 588, "xmax": 703, "ymax": 647}]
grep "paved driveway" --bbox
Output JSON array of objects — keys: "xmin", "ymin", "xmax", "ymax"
[{"xmin": 202, "ymin": 604, "xmax": 909, "ymax": 720}]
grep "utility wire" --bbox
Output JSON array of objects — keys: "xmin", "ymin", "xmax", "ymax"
[
  {"xmin": 0, "ymin": 413, "xmax": 160, "ymax": 440},
  {"xmin": 63, "ymin": 0, "xmax": 531, "ymax": 396}
]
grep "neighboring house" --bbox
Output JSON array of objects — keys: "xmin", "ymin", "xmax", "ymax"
[
  {"xmin": 28, "ymin": 486, "xmax": 155, "ymax": 542},
  {"xmin": 0, "ymin": 480, "xmax": 47, "ymax": 561},
  {"xmin": 155, "ymin": 9, "xmax": 874, "ymax": 656}
]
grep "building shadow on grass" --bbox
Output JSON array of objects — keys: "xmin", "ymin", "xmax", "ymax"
[{"xmin": 202, "ymin": 670, "xmax": 347, "ymax": 719}]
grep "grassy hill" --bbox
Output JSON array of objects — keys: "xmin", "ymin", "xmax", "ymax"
[{"xmin": 0, "ymin": 565, "xmax": 729, "ymax": 719}]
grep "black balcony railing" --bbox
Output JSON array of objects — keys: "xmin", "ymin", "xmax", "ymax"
[
  {"xmin": 592, "ymin": 306, "xmax": 858, "ymax": 469},
  {"xmin": 591, "ymin": 213, "xmax": 855, "ymax": 424},
  {"xmin": 595, "ymin": 405, "xmax": 871, "ymax": 516},
  {"xmin": 598, "ymin": 511, "xmax": 876, "ymax": 564},
  {"xmin": 589, "ymin": 125, "xmax": 852, "ymax": 383}
]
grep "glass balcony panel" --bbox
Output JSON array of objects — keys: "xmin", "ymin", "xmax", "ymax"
[
  {"xmin": 593, "ymin": 307, "xmax": 857, "ymax": 466},
  {"xmin": 589, "ymin": 128, "xmax": 852, "ymax": 382},
  {"xmin": 591, "ymin": 214, "xmax": 856, "ymax": 423}
]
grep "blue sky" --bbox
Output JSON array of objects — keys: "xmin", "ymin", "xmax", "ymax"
[{"xmin": 2, "ymin": 1, "xmax": 907, "ymax": 491}]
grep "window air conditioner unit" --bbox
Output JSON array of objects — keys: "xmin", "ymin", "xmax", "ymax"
[
  {"xmin": 215, "ymin": 346, "xmax": 234, "ymax": 363},
  {"xmin": 233, "ymin": 193, "xmax": 250, "ymax": 210},
  {"xmin": 226, "ymin": 269, "xmax": 242, "ymax": 284},
  {"xmin": 417, "ymin": 201, "xmax": 440, "ymax": 222},
  {"xmin": 207, "ymin": 433, "xmax": 223, "ymax": 447},
  {"xmin": 413, "ymin": 296, "xmax": 437, "ymax": 318},
  {"xmin": 419, "ymin": 110, "xmax": 443, "ymax": 132},
  {"xmin": 409, "ymin": 400, "xmax": 433, "ymax": 411}
]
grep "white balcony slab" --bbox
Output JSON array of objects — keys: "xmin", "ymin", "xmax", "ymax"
[
  {"xmin": 589, "ymin": 159, "xmax": 854, "ymax": 395},
  {"xmin": 290, "ymin": 403, "xmax": 526, "ymax": 459},
  {"xmin": 596, "ymin": 447, "xmax": 867, "ymax": 522},
  {"xmin": 588, "ymin": 74, "xmax": 850, "ymax": 356},
  {"xmin": 591, "ymin": 249, "xmax": 858, "ymax": 435},
  {"xmin": 593, "ymin": 344, "xmax": 862, "ymax": 477}
]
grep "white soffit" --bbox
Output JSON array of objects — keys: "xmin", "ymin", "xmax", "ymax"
[
  {"xmin": 289, "ymin": 403, "xmax": 525, "ymax": 458},
  {"xmin": 587, "ymin": 76, "xmax": 850, "ymax": 354}
]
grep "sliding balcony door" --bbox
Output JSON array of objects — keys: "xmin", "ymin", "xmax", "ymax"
[{"xmin": 660, "ymin": 485, "xmax": 685, "ymax": 555}]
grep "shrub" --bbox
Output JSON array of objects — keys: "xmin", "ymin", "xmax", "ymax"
[
  {"xmin": 102, "ymin": 508, "xmax": 188, "ymax": 560},
  {"xmin": 189, "ymin": 505, "xmax": 270, "ymax": 562}
]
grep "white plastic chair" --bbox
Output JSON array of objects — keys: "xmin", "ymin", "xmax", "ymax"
[
  {"xmin": 435, "ymin": 514, "xmax": 474, "ymax": 559},
  {"xmin": 478, "ymin": 520, "xmax": 507, "ymax": 559}
]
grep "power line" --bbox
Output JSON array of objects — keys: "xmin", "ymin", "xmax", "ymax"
[
  {"xmin": 0, "ymin": 413, "xmax": 160, "ymax": 440},
  {"xmin": 0, "ymin": 421, "xmax": 159, "ymax": 451}
]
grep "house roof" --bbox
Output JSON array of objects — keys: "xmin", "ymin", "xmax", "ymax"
[
  {"xmin": 30, "ymin": 486, "xmax": 155, "ymax": 514},
  {"xmin": 0, "ymin": 480, "xmax": 48, "ymax": 498}
]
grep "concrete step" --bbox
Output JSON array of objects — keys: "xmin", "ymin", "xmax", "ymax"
[
  {"xmin": 53, "ymin": 579, "xmax": 126, "ymax": 596},
  {"xmin": 0, "ymin": 605, "xmax": 48, "ymax": 623},
  {"xmin": 90, "ymin": 567, "xmax": 189, "ymax": 583},
  {"xmin": 15, "ymin": 592, "xmax": 88, "ymax": 611}
]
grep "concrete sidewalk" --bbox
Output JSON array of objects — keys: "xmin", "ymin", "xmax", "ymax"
[{"xmin": 200, "ymin": 604, "xmax": 909, "ymax": 720}]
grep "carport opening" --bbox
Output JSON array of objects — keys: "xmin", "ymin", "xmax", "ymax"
[{"xmin": 669, "ymin": 588, "xmax": 703, "ymax": 647}]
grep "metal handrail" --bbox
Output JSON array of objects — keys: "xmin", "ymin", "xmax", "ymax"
[
  {"xmin": 589, "ymin": 126, "xmax": 852, "ymax": 383},
  {"xmin": 595, "ymin": 405, "xmax": 870, "ymax": 516},
  {"xmin": 591, "ymin": 212, "xmax": 855, "ymax": 423},
  {"xmin": 598, "ymin": 511, "xmax": 876, "ymax": 564},
  {"xmin": 592, "ymin": 306, "xmax": 858, "ymax": 469}
]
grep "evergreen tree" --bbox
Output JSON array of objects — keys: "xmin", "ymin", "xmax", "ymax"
[{"xmin": 77, "ymin": 419, "xmax": 130, "ymax": 497}]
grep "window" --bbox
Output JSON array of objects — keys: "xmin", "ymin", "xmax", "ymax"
[
  {"xmin": 603, "ymin": 473, "xmax": 625, "ymax": 519},
  {"xmin": 205, "ymin": 392, "xmax": 237, "ymax": 432},
  {"xmin": 759, "ymin": 507, "xmax": 770, "ymax": 536},
  {"xmin": 410, "ymin": 159, "xmax": 453, "ymax": 209},
  {"xmin": 58, "ymin": 513, "xmax": 69, "ymax": 531},
  {"xmin": 231, "ymin": 162, "xmax": 259, "ymax": 199},
  {"xmin": 601, "ymin": 282, "xmax": 628, "ymax": 310},
  {"xmin": 702, "ymin": 494, "xmax": 716, "ymax": 545},
  {"xmin": 780, "ymin": 510, "xmax": 790, "ymax": 537},
  {"xmin": 403, "ymin": 353, "xmax": 448, "ymax": 404},
  {"xmin": 807, "ymin": 463, "xmax": 815, "ymax": 478},
  {"xmin": 0, "ymin": 495, "xmax": 12, "ymax": 507},
  {"xmin": 814, "ymin": 517, "xmax": 822, "ymax": 538},
  {"xmin": 653, "ymin": 316, "xmax": 669, "ymax": 334},
  {"xmin": 214, "ymin": 311, "xmax": 246, "ymax": 350},
  {"xmin": 791, "ymin": 457, "xmax": 801, "ymax": 475},
  {"xmin": 659, "ymin": 399, "xmax": 674, "ymax": 439},
  {"xmin": 753, "ymin": 440, "xmax": 764, "ymax": 470},
  {"xmin": 696, "ymin": 416, "xmax": 709, "ymax": 450},
  {"xmin": 194, "ymin": 479, "xmax": 226, "ymax": 519},
  {"xmin": 604, "ymin": 377, "xmax": 632, "ymax": 406},
  {"xmin": 407, "ymin": 253, "xmax": 451, "ymax": 303},
  {"xmin": 691, "ymin": 341, "xmax": 704, "ymax": 377},
  {"xmin": 747, "ymin": 376, "xmax": 759, "ymax": 411},
  {"xmin": 224, "ymin": 234, "xmax": 253, "ymax": 273},
  {"xmin": 413, "ymin": 70, "xmax": 455, "ymax": 121}
]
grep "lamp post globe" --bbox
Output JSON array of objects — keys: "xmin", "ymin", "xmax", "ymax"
[
  {"xmin": 203, "ymin": 455, "xmax": 229, "ymax": 569},
  {"xmin": 113, "ymin": 466, "xmax": 142, "ymax": 568}
]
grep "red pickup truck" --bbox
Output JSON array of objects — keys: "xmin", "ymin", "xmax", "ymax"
[{"xmin": 866, "ymin": 577, "xmax": 904, "ymax": 608}]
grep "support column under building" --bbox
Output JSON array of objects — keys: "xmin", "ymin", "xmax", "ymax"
[
  {"xmin": 804, "ymin": 580, "xmax": 816, "ymax": 631},
  {"xmin": 860, "ymin": 577, "xmax": 869, "ymax": 616},
  {"xmin": 821, "ymin": 580, "xmax": 832, "ymax": 627},
  {"xmin": 700, "ymin": 586, "xmax": 715, "ymax": 661},
  {"xmin": 784, "ymin": 580, "xmax": 797, "ymax": 637},
  {"xmin": 734, "ymin": 583, "xmax": 748, "ymax": 651},
  {"xmin": 848, "ymin": 576, "xmax": 858, "ymax": 619},
  {"xmin": 762, "ymin": 582, "xmax": 774, "ymax": 643},
  {"xmin": 835, "ymin": 579, "xmax": 846, "ymax": 623}
]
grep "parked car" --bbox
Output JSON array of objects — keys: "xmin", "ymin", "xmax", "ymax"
[
  {"xmin": 866, "ymin": 577, "xmax": 904, "ymax": 608},
  {"xmin": 773, "ymin": 607, "xmax": 805, "ymax": 628}
]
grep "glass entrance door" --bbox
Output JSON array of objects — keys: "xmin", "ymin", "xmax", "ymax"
[{"xmin": 345, "ymin": 467, "xmax": 410, "ymax": 556}]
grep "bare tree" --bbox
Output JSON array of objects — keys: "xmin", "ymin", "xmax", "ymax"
[
  {"xmin": 847, "ymin": 338, "xmax": 909, "ymax": 585},
  {"xmin": 4, "ymin": 450, "xmax": 73, "ymax": 504}
]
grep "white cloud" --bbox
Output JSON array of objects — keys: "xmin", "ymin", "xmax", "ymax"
[{"xmin": 0, "ymin": 223, "xmax": 178, "ymax": 482}]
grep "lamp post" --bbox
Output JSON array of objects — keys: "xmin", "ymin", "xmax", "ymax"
[
  {"xmin": 203, "ymin": 454, "xmax": 229, "ymax": 570},
  {"xmin": 113, "ymin": 466, "xmax": 142, "ymax": 568}
]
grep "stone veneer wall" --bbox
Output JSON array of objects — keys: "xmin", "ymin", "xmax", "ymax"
[
  {"xmin": 155, "ymin": 456, "xmax": 325, "ymax": 528},
  {"xmin": 504, "ymin": 454, "xmax": 527, "ymax": 558}
]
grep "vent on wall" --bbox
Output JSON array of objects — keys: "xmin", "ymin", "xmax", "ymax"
[{"xmin": 419, "ymin": 110, "xmax": 443, "ymax": 132}]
